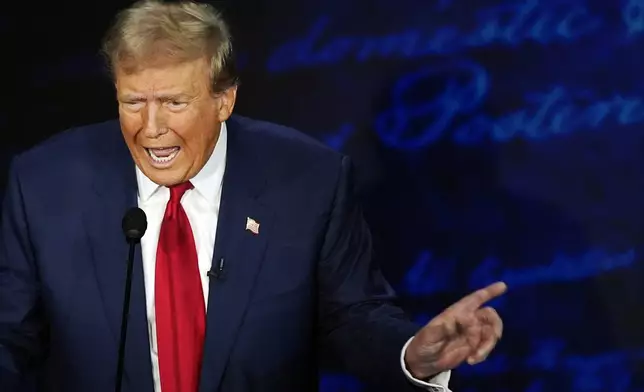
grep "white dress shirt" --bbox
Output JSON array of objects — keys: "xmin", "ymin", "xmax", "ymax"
[{"xmin": 135, "ymin": 122, "xmax": 451, "ymax": 391}]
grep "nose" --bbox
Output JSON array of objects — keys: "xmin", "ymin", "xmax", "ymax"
[{"xmin": 142, "ymin": 103, "xmax": 168, "ymax": 138}]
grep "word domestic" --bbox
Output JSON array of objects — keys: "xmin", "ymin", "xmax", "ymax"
[{"xmin": 267, "ymin": 0, "xmax": 602, "ymax": 72}]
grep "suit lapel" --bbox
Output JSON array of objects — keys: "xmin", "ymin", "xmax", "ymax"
[
  {"xmin": 199, "ymin": 117, "xmax": 274, "ymax": 392},
  {"xmin": 84, "ymin": 123, "xmax": 154, "ymax": 392}
]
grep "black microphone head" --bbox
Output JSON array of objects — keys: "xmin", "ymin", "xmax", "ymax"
[{"xmin": 122, "ymin": 207, "xmax": 147, "ymax": 242}]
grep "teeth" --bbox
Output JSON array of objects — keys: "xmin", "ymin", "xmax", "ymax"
[{"xmin": 148, "ymin": 148, "xmax": 179, "ymax": 163}]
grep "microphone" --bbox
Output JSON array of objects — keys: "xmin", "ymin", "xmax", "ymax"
[
  {"xmin": 122, "ymin": 207, "xmax": 147, "ymax": 242},
  {"xmin": 115, "ymin": 207, "xmax": 147, "ymax": 392},
  {"xmin": 208, "ymin": 258, "xmax": 226, "ymax": 280}
]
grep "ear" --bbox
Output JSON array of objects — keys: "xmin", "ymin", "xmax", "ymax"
[{"xmin": 216, "ymin": 86, "xmax": 238, "ymax": 122}]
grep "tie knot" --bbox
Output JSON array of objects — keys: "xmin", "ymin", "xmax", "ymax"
[{"xmin": 169, "ymin": 182, "xmax": 193, "ymax": 202}]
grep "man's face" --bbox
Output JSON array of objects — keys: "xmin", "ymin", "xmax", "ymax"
[{"xmin": 115, "ymin": 57, "xmax": 236, "ymax": 186}]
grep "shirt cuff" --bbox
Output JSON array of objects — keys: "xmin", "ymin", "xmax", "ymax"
[{"xmin": 400, "ymin": 337, "xmax": 452, "ymax": 391}]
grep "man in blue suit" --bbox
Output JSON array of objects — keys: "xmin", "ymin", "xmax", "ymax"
[{"xmin": 0, "ymin": 1, "xmax": 506, "ymax": 391}]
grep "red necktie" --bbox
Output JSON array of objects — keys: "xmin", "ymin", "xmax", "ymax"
[{"xmin": 155, "ymin": 182, "xmax": 206, "ymax": 392}]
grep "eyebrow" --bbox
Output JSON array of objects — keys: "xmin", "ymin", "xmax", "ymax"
[{"xmin": 119, "ymin": 92, "xmax": 192, "ymax": 101}]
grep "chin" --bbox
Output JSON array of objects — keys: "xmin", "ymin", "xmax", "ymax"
[
  {"xmin": 148, "ymin": 176, "xmax": 178, "ymax": 187},
  {"xmin": 138, "ymin": 163, "xmax": 187, "ymax": 187},
  {"xmin": 151, "ymin": 172, "xmax": 188, "ymax": 187}
]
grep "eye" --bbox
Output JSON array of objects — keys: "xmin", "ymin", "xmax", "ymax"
[
  {"xmin": 122, "ymin": 101, "xmax": 144, "ymax": 111},
  {"xmin": 166, "ymin": 101, "xmax": 188, "ymax": 110}
]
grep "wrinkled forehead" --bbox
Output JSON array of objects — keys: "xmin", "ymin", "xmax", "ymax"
[{"xmin": 115, "ymin": 58, "xmax": 211, "ymax": 97}]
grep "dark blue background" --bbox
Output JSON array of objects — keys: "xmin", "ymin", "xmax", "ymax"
[{"xmin": 4, "ymin": 0, "xmax": 644, "ymax": 390}]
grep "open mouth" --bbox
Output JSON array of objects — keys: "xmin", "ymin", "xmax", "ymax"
[{"xmin": 145, "ymin": 146, "xmax": 180, "ymax": 166}]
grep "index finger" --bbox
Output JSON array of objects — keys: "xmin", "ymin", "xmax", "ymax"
[{"xmin": 448, "ymin": 282, "xmax": 507, "ymax": 313}]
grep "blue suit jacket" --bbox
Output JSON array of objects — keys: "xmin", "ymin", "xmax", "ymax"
[{"xmin": 0, "ymin": 115, "xmax": 422, "ymax": 392}]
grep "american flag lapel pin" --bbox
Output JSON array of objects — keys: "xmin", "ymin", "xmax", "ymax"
[{"xmin": 245, "ymin": 217, "xmax": 260, "ymax": 235}]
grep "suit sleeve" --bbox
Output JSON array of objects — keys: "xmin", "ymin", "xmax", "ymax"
[
  {"xmin": 0, "ymin": 158, "xmax": 45, "ymax": 390},
  {"xmin": 316, "ymin": 155, "xmax": 425, "ymax": 390}
]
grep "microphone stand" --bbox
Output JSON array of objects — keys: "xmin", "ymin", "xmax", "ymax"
[{"xmin": 115, "ymin": 240, "xmax": 137, "ymax": 392}]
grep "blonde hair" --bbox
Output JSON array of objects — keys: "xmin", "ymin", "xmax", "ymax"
[{"xmin": 101, "ymin": 0, "xmax": 239, "ymax": 93}]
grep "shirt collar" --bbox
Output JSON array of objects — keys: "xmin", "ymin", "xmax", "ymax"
[{"xmin": 136, "ymin": 121, "xmax": 228, "ymax": 207}]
